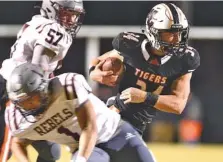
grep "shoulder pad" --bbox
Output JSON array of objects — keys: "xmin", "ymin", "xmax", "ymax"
[
  {"xmin": 180, "ymin": 46, "xmax": 200, "ymax": 73},
  {"xmin": 112, "ymin": 32, "xmax": 146, "ymax": 54},
  {"xmin": 57, "ymin": 73, "xmax": 92, "ymax": 104}
]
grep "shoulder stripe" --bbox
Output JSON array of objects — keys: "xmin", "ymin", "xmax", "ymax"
[
  {"xmin": 13, "ymin": 108, "xmax": 18, "ymax": 130},
  {"xmin": 6, "ymin": 104, "xmax": 19, "ymax": 132},
  {"xmin": 37, "ymin": 22, "xmax": 54, "ymax": 34},
  {"xmin": 21, "ymin": 24, "xmax": 30, "ymax": 35},
  {"xmin": 71, "ymin": 75, "xmax": 77, "ymax": 99},
  {"xmin": 64, "ymin": 73, "xmax": 71, "ymax": 100},
  {"xmin": 64, "ymin": 73, "xmax": 77, "ymax": 100}
]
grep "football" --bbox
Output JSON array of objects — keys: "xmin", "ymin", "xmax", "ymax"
[{"xmin": 101, "ymin": 57, "xmax": 123, "ymax": 75}]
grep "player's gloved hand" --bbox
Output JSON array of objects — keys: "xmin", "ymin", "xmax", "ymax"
[
  {"xmin": 120, "ymin": 87, "xmax": 147, "ymax": 104},
  {"xmin": 90, "ymin": 60, "xmax": 119, "ymax": 87}
]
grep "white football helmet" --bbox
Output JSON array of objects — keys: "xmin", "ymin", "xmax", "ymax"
[
  {"xmin": 41, "ymin": 0, "xmax": 85, "ymax": 38},
  {"xmin": 145, "ymin": 3, "xmax": 189, "ymax": 53}
]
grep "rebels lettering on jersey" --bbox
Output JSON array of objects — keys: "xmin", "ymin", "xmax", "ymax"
[
  {"xmin": 34, "ymin": 108, "xmax": 73, "ymax": 136},
  {"xmin": 5, "ymin": 73, "xmax": 120, "ymax": 152}
]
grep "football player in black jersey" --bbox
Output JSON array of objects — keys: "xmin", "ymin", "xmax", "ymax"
[{"xmin": 89, "ymin": 3, "xmax": 200, "ymax": 136}]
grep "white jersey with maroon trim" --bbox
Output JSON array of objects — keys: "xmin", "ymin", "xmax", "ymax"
[
  {"xmin": 0, "ymin": 15, "xmax": 72, "ymax": 80},
  {"xmin": 5, "ymin": 73, "xmax": 121, "ymax": 152}
]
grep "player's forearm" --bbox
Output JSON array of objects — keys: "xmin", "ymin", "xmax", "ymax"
[
  {"xmin": 154, "ymin": 95, "xmax": 187, "ymax": 114},
  {"xmin": 89, "ymin": 58, "xmax": 101, "ymax": 82},
  {"xmin": 11, "ymin": 141, "xmax": 30, "ymax": 162},
  {"xmin": 89, "ymin": 58, "xmax": 100, "ymax": 69},
  {"xmin": 89, "ymin": 50, "xmax": 119, "ymax": 69},
  {"xmin": 32, "ymin": 49, "xmax": 50, "ymax": 70},
  {"xmin": 77, "ymin": 125, "xmax": 97, "ymax": 160},
  {"xmin": 32, "ymin": 44, "xmax": 55, "ymax": 73}
]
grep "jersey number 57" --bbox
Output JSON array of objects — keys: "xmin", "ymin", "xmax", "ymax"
[{"xmin": 45, "ymin": 29, "xmax": 63, "ymax": 46}]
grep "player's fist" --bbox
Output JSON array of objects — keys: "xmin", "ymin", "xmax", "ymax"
[
  {"xmin": 101, "ymin": 57, "xmax": 123, "ymax": 75},
  {"xmin": 90, "ymin": 60, "xmax": 119, "ymax": 87},
  {"xmin": 120, "ymin": 87, "xmax": 147, "ymax": 104}
]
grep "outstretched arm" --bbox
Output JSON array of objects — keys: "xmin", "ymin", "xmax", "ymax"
[
  {"xmin": 75, "ymin": 100, "xmax": 98, "ymax": 161},
  {"xmin": 69, "ymin": 74, "xmax": 98, "ymax": 162}
]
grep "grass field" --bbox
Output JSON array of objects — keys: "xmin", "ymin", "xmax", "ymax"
[{"xmin": 8, "ymin": 143, "xmax": 223, "ymax": 162}]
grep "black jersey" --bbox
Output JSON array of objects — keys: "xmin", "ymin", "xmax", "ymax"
[{"xmin": 111, "ymin": 32, "xmax": 200, "ymax": 134}]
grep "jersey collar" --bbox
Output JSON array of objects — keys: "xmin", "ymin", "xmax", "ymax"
[{"xmin": 141, "ymin": 39, "xmax": 172, "ymax": 65}]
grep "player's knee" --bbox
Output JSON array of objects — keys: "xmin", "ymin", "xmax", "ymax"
[
  {"xmin": 33, "ymin": 141, "xmax": 61, "ymax": 161},
  {"xmin": 42, "ymin": 143, "xmax": 60, "ymax": 161}
]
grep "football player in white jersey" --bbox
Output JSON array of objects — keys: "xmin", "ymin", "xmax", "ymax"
[
  {"xmin": 5, "ymin": 63, "xmax": 156, "ymax": 162},
  {"xmin": 1, "ymin": 0, "xmax": 85, "ymax": 79},
  {"xmin": 0, "ymin": 0, "xmax": 85, "ymax": 162}
]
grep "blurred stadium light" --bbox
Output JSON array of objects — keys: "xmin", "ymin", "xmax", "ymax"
[{"xmin": 0, "ymin": 25, "xmax": 223, "ymax": 39}]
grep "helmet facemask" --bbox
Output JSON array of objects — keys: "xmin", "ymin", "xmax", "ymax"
[
  {"xmin": 9, "ymin": 79, "xmax": 50, "ymax": 122},
  {"xmin": 7, "ymin": 63, "xmax": 52, "ymax": 122},
  {"xmin": 150, "ymin": 26, "xmax": 189, "ymax": 54},
  {"xmin": 41, "ymin": 0, "xmax": 85, "ymax": 38},
  {"xmin": 52, "ymin": 1, "xmax": 85, "ymax": 38}
]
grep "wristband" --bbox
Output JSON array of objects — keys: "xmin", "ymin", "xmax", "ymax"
[
  {"xmin": 89, "ymin": 66, "xmax": 96, "ymax": 75},
  {"xmin": 75, "ymin": 156, "xmax": 87, "ymax": 162},
  {"xmin": 144, "ymin": 92, "xmax": 158, "ymax": 107}
]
